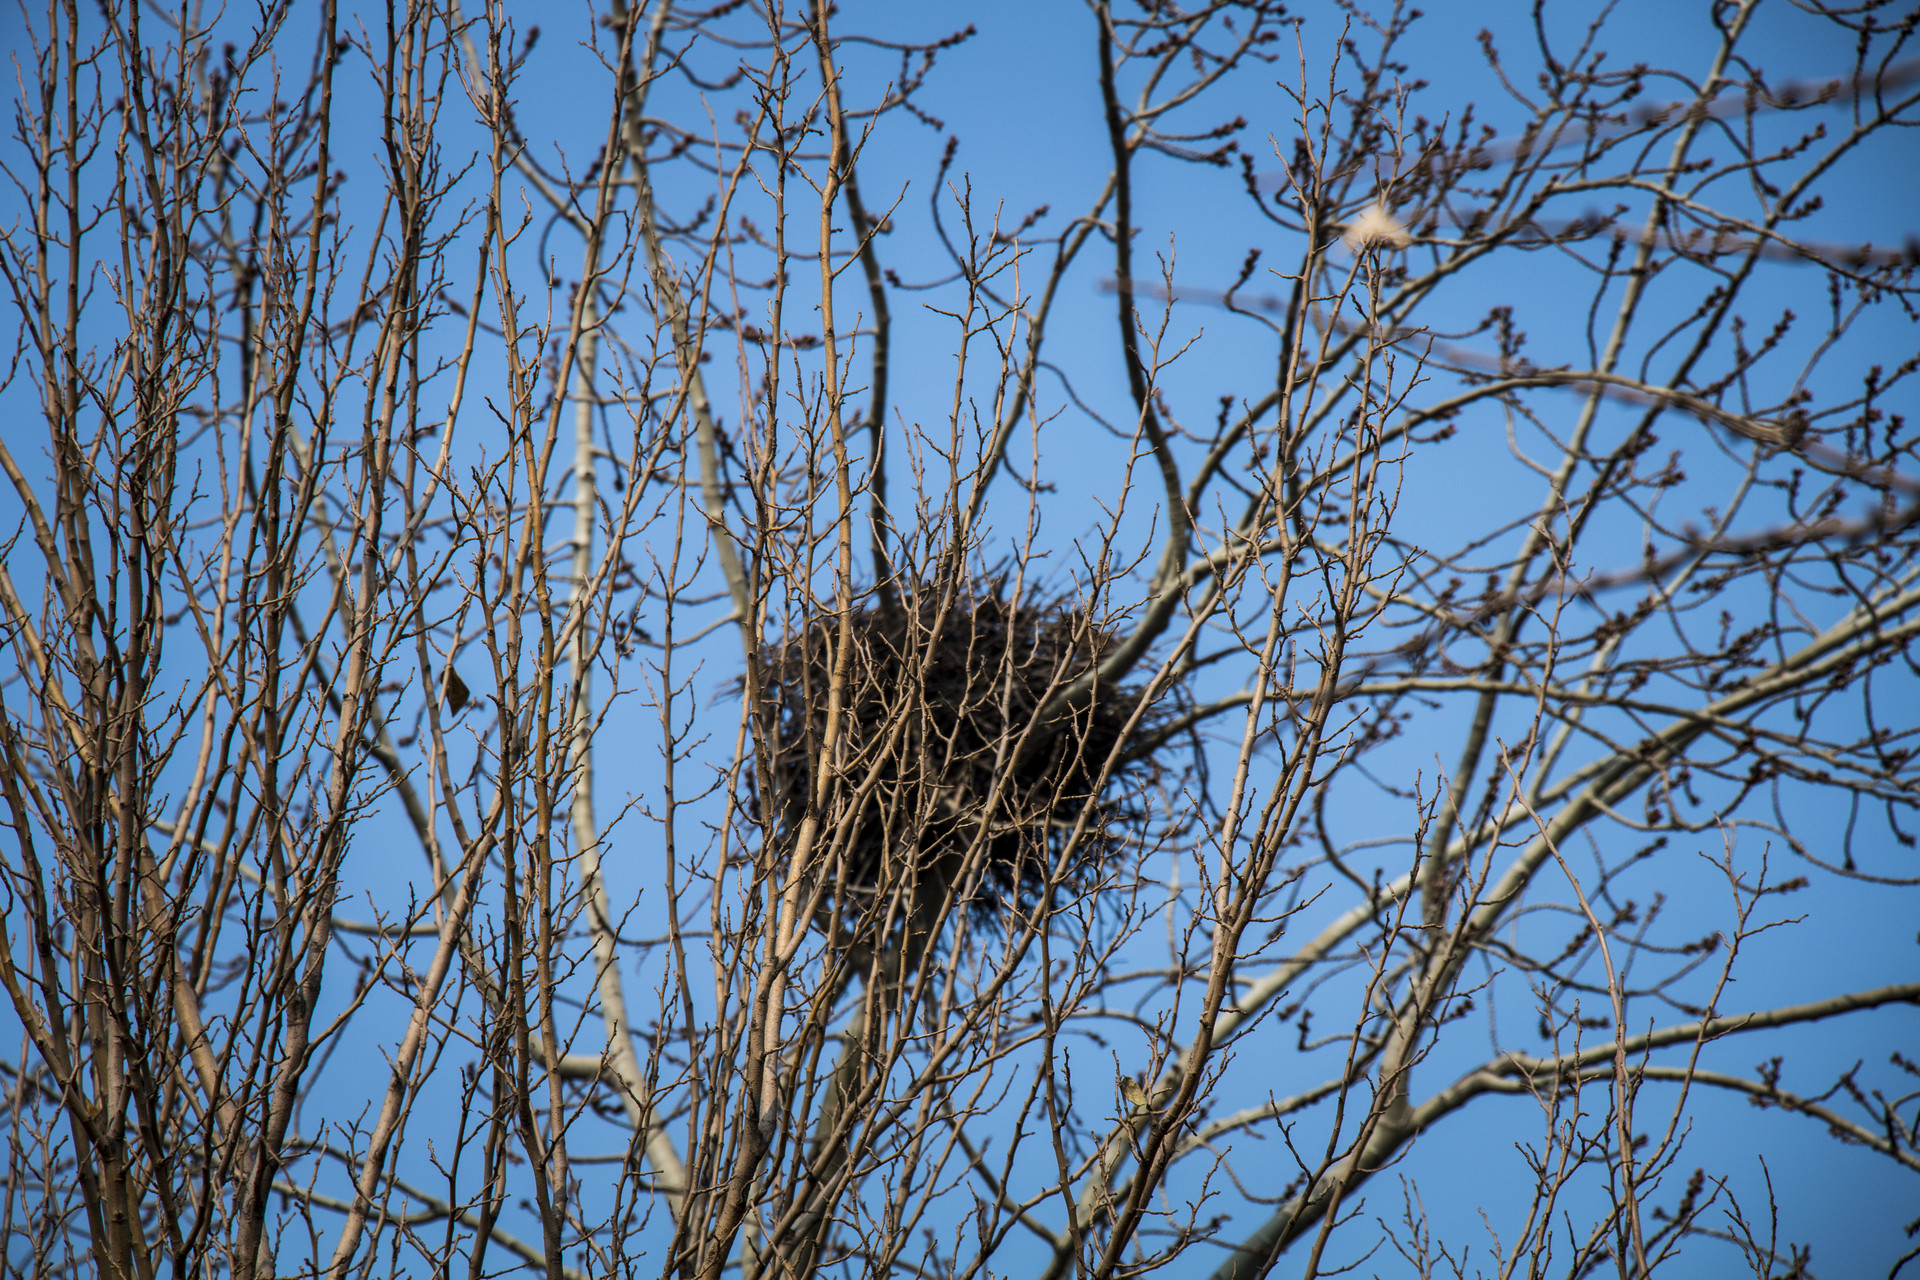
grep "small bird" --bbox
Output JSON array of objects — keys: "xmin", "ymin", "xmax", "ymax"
[{"xmin": 1119, "ymin": 1076, "xmax": 1151, "ymax": 1113}]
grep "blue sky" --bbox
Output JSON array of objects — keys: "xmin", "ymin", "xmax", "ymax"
[
  {"xmin": 0, "ymin": 0, "xmax": 1914, "ymax": 1273},
  {"xmin": 341, "ymin": 1, "xmax": 1919, "ymax": 1270}
]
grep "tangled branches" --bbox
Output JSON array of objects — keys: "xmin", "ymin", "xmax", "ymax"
[{"xmin": 752, "ymin": 586, "xmax": 1174, "ymax": 939}]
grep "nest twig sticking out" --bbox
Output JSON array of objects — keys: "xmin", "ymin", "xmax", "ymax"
[{"xmin": 754, "ymin": 586, "xmax": 1169, "ymax": 943}]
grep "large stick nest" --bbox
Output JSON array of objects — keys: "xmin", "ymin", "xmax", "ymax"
[{"xmin": 752, "ymin": 586, "xmax": 1175, "ymax": 934}]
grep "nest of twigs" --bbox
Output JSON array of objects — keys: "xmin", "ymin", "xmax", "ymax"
[{"xmin": 752, "ymin": 586, "xmax": 1172, "ymax": 936}]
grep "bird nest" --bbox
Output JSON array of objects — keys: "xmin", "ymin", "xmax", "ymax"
[{"xmin": 750, "ymin": 587, "xmax": 1172, "ymax": 937}]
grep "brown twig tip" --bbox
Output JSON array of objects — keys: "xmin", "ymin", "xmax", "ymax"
[{"xmin": 751, "ymin": 584, "xmax": 1177, "ymax": 937}]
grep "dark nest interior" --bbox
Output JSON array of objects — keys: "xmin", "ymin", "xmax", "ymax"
[{"xmin": 751, "ymin": 586, "xmax": 1178, "ymax": 939}]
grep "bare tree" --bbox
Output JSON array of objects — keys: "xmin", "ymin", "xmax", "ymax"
[{"xmin": 1, "ymin": 1, "xmax": 1915, "ymax": 1278}]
